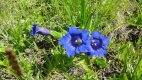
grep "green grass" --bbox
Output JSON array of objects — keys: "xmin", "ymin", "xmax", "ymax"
[{"xmin": 0, "ymin": 0, "xmax": 142, "ymax": 80}]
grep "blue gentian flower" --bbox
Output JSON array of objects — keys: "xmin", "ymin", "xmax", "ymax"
[
  {"xmin": 30, "ymin": 24, "xmax": 50, "ymax": 35},
  {"xmin": 59, "ymin": 27, "xmax": 89, "ymax": 57},
  {"xmin": 86, "ymin": 31, "xmax": 109, "ymax": 57}
]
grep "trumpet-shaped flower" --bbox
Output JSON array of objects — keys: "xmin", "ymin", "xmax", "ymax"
[
  {"xmin": 86, "ymin": 31, "xmax": 109, "ymax": 57},
  {"xmin": 59, "ymin": 27, "xmax": 89, "ymax": 57},
  {"xmin": 30, "ymin": 24, "xmax": 50, "ymax": 35}
]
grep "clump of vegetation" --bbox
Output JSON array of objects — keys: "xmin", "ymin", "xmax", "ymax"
[{"xmin": 0, "ymin": 0, "xmax": 142, "ymax": 80}]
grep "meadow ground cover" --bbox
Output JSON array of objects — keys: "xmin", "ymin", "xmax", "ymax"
[{"xmin": 0, "ymin": 0, "xmax": 142, "ymax": 80}]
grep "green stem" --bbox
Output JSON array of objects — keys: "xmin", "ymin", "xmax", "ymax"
[{"xmin": 50, "ymin": 30, "xmax": 66, "ymax": 39}]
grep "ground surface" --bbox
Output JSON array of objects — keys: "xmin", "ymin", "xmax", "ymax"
[{"xmin": 0, "ymin": 0, "xmax": 142, "ymax": 80}]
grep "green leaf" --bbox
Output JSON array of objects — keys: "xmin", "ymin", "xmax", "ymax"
[
  {"xmin": 0, "ymin": 60, "xmax": 6, "ymax": 67},
  {"xmin": 119, "ymin": 73, "xmax": 128, "ymax": 80},
  {"xmin": 77, "ymin": 59, "xmax": 94, "ymax": 75},
  {"xmin": 51, "ymin": 30, "xmax": 65, "ymax": 39},
  {"xmin": 0, "ymin": 47, "xmax": 5, "ymax": 53},
  {"xmin": 94, "ymin": 58, "xmax": 108, "ymax": 67}
]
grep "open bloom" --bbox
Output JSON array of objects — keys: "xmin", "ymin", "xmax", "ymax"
[
  {"xmin": 59, "ymin": 27, "xmax": 89, "ymax": 57},
  {"xmin": 86, "ymin": 31, "xmax": 109, "ymax": 57},
  {"xmin": 30, "ymin": 24, "xmax": 50, "ymax": 35}
]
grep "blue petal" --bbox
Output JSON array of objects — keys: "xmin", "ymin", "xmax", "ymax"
[
  {"xmin": 63, "ymin": 44, "xmax": 76, "ymax": 57},
  {"xmin": 37, "ymin": 28, "xmax": 51, "ymax": 35},
  {"xmin": 76, "ymin": 44, "xmax": 89, "ymax": 53},
  {"xmin": 70, "ymin": 34, "xmax": 81, "ymax": 47},
  {"xmin": 85, "ymin": 40, "xmax": 95, "ymax": 54},
  {"xmin": 92, "ymin": 31, "xmax": 101, "ymax": 39},
  {"xmin": 87, "ymin": 49, "xmax": 107, "ymax": 57},
  {"xmin": 68, "ymin": 26, "xmax": 81, "ymax": 34},
  {"xmin": 86, "ymin": 49, "xmax": 95, "ymax": 57},
  {"xmin": 86, "ymin": 52, "xmax": 95, "ymax": 57},
  {"xmin": 30, "ymin": 24, "xmax": 39, "ymax": 35},
  {"xmin": 85, "ymin": 39, "xmax": 107, "ymax": 57},
  {"xmin": 81, "ymin": 30, "xmax": 89, "ymax": 43},
  {"xmin": 59, "ymin": 33, "xmax": 71, "ymax": 46},
  {"xmin": 89, "ymin": 36, "xmax": 94, "ymax": 41},
  {"xmin": 101, "ymin": 36, "xmax": 110, "ymax": 49},
  {"xmin": 85, "ymin": 40, "xmax": 95, "ymax": 56},
  {"xmin": 94, "ymin": 49, "xmax": 107, "ymax": 57}
]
